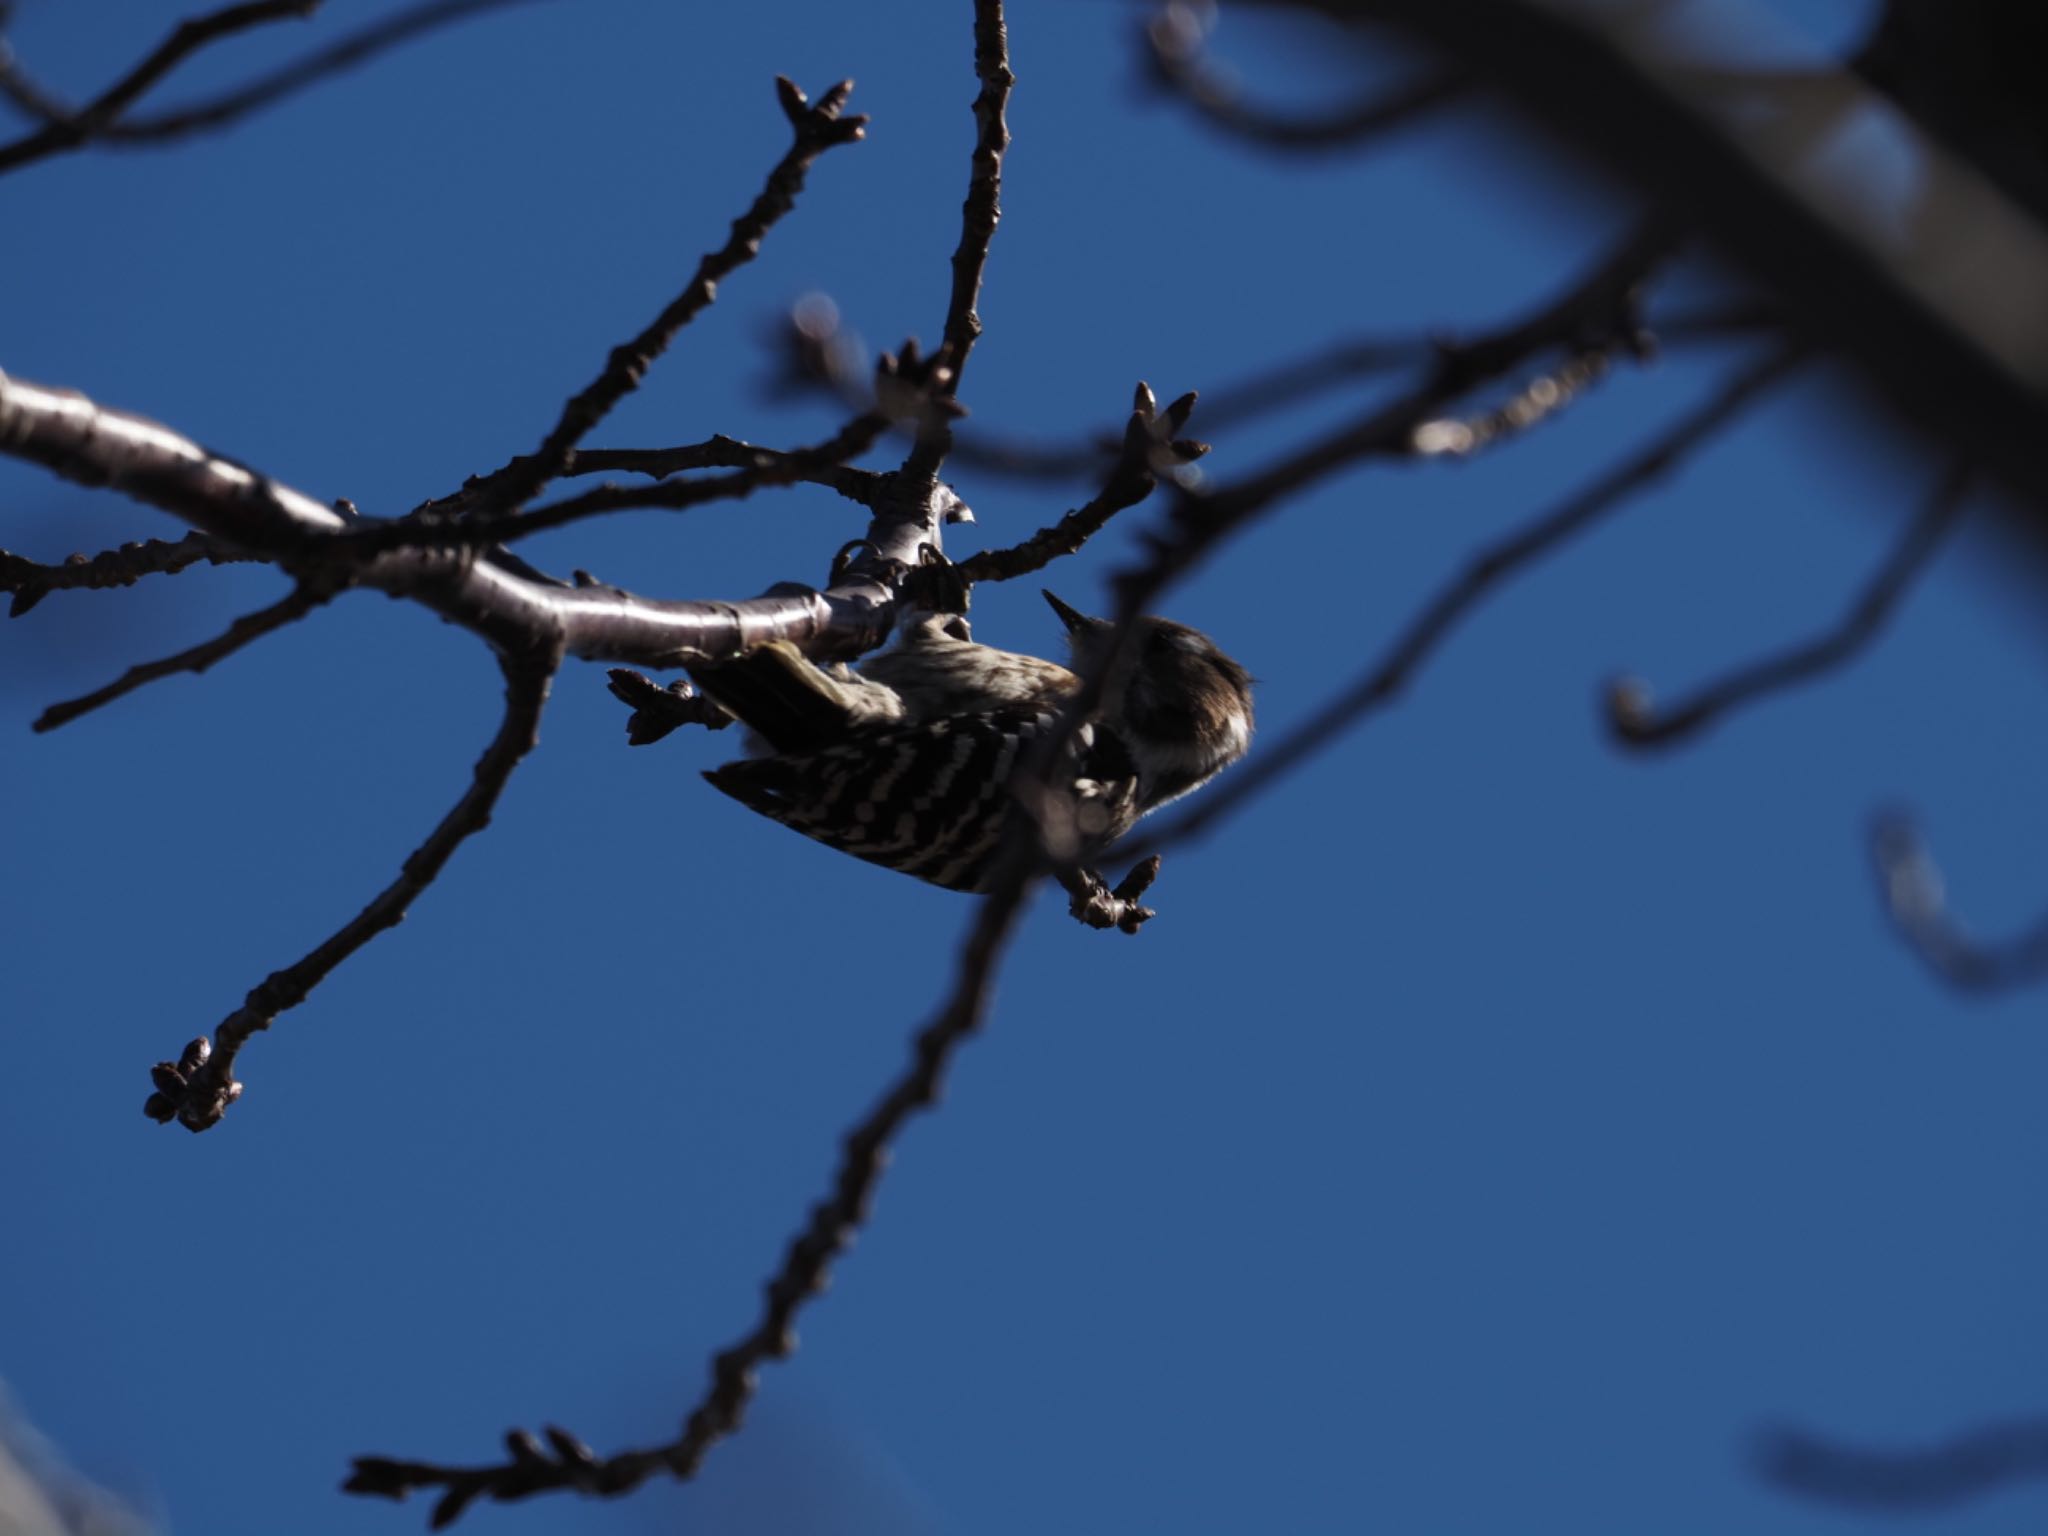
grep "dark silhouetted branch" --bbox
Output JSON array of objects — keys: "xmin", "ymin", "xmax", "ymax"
[
  {"xmin": 452, "ymin": 77, "xmax": 867, "ymax": 524},
  {"xmin": 143, "ymin": 651, "xmax": 559, "ymax": 1133},
  {"xmin": 948, "ymin": 382, "xmax": 1205, "ymax": 587},
  {"xmin": 1759, "ymin": 1417, "xmax": 2048, "ymax": 1512},
  {"xmin": 901, "ymin": 0, "xmax": 1013, "ymax": 485},
  {"xmin": 33, "ymin": 580, "xmax": 333, "ymax": 733},
  {"xmin": 1131, "ymin": 218, "xmax": 1678, "ymax": 595},
  {"xmin": 1609, "ymin": 461, "xmax": 1968, "ymax": 749},
  {"xmin": 1145, "ymin": 2, "xmax": 1468, "ymax": 149},
  {"xmin": 345, "ymin": 822, "xmax": 1040, "ymax": 1525},
  {"xmin": 562, "ymin": 413, "xmax": 886, "ymax": 493},
  {"xmin": 1130, "ymin": 346, "xmax": 1802, "ymax": 858},
  {"xmin": 1, "ymin": 0, "xmax": 545, "ymax": 144},
  {"xmin": 1, "ymin": 530, "xmax": 254, "ymax": 616},
  {"xmin": 1300, "ymin": 0, "xmax": 2048, "ymax": 536},
  {"xmin": 1867, "ymin": 811, "xmax": 2048, "ymax": 993},
  {"xmin": 771, "ymin": 285, "xmax": 1766, "ymax": 486},
  {"xmin": 0, "ymin": 0, "xmax": 317, "ymax": 174}
]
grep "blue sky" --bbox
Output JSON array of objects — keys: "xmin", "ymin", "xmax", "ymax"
[{"xmin": 8, "ymin": 1, "xmax": 2048, "ymax": 1532}]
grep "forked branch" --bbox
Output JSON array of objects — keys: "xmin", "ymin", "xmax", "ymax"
[{"xmin": 0, "ymin": 0, "xmax": 317, "ymax": 174}]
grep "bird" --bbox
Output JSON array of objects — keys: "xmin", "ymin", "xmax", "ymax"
[{"xmin": 686, "ymin": 589, "xmax": 1254, "ymax": 894}]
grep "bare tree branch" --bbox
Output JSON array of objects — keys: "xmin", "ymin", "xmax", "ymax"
[
  {"xmin": 1867, "ymin": 811, "xmax": 2048, "ymax": 993},
  {"xmin": 1129, "ymin": 346, "xmax": 1803, "ymax": 859},
  {"xmin": 773, "ymin": 289, "xmax": 1777, "ymax": 484},
  {"xmin": 0, "ymin": 0, "xmax": 317, "ymax": 174},
  {"xmin": 901, "ymin": 0, "xmax": 1013, "ymax": 486},
  {"xmin": 946, "ymin": 382, "xmax": 1204, "ymax": 587},
  {"xmin": 1294, "ymin": 0, "xmax": 2048, "ymax": 531},
  {"xmin": 449, "ymin": 77, "xmax": 868, "ymax": 524},
  {"xmin": 143, "ymin": 650, "xmax": 560, "ymax": 1133},
  {"xmin": 1609, "ymin": 461, "xmax": 1968, "ymax": 749},
  {"xmin": 1144, "ymin": 2, "xmax": 1468, "ymax": 150},
  {"xmin": 1759, "ymin": 1417, "xmax": 2048, "ymax": 1512},
  {"xmin": 1, "ymin": 529, "xmax": 255, "ymax": 616},
  {"xmin": 1133, "ymin": 217, "xmax": 1678, "ymax": 595},
  {"xmin": 33, "ymin": 579, "xmax": 333, "ymax": 733},
  {"xmin": 345, "ymin": 822, "xmax": 1040, "ymax": 1526},
  {"xmin": 0, "ymin": 369, "xmax": 943, "ymax": 674},
  {"xmin": 399, "ymin": 420, "xmax": 891, "ymax": 549},
  {"xmin": 0, "ymin": 0, "xmax": 543, "ymax": 144},
  {"xmin": 560, "ymin": 414, "xmax": 885, "ymax": 492}
]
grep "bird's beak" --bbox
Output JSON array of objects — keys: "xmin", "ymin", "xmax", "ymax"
[{"xmin": 1042, "ymin": 590, "xmax": 1097, "ymax": 634}]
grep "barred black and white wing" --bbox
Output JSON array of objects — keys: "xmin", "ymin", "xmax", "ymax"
[{"xmin": 704, "ymin": 707, "xmax": 1137, "ymax": 893}]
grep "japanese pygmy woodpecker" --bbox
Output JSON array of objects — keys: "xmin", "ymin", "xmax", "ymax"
[{"xmin": 688, "ymin": 590, "xmax": 1255, "ymax": 892}]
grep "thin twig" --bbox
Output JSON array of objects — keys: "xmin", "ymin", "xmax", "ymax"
[
  {"xmin": 949, "ymin": 382, "xmax": 1204, "ymax": 586},
  {"xmin": 344, "ymin": 843, "xmax": 1039, "ymax": 1526},
  {"xmin": 450, "ymin": 76, "xmax": 867, "ymax": 524},
  {"xmin": 562, "ymin": 414, "xmax": 884, "ymax": 488},
  {"xmin": 1866, "ymin": 811, "xmax": 2048, "ymax": 993},
  {"xmin": 1144, "ymin": 4, "xmax": 1468, "ymax": 150},
  {"xmin": 33, "ymin": 580, "xmax": 333, "ymax": 733},
  {"xmin": 1126, "ymin": 219, "xmax": 1681, "ymax": 604},
  {"xmin": 902, "ymin": 0, "xmax": 1013, "ymax": 485},
  {"xmin": 1, "ymin": 530, "xmax": 255, "ymax": 616},
  {"xmin": 394, "ymin": 424, "xmax": 890, "ymax": 549},
  {"xmin": 1128, "ymin": 347, "xmax": 1803, "ymax": 859},
  {"xmin": 1759, "ymin": 1417, "xmax": 2048, "ymax": 1511},
  {"xmin": 143, "ymin": 650, "xmax": 560, "ymax": 1132},
  {"xmin": 1609, "ymin": 460, "xmax": 1968, "ymax": 748},
  {"xmin": 0, "ymin": 0, "xmax": 317, "ymax": 174},
  {"xmin": 772, "ymin": 287, "xmax": 1762, "ymax": 487},
  {"xmin": 0, "ymin": 0, "xmax": 542, "ymax": 143}
]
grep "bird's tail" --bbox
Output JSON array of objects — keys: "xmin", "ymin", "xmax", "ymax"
[{"xmin": 687, "ymin": 640, "xmax": 898, "ymax": 755}]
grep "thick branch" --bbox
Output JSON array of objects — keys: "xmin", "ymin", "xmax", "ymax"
[
  {"xmin": 143, "ymin": 651, "xmax": 559, "ymax": 1133},
  {"xmin": 0, "ymin": 0, "xmax": 316, "ymax": 174},
  {"xmin": 1293, "ymin": 0, "xmax": 2048, "ymax": 535},
  {"xmin": 0, "ymin": 370, "xmax": 945, "ymax": 672},
  {"xmin": 1609, "ymin": 461, "xmax": 1967, "ymax": 748},
  {"xmin": 1, "ymin": 530, "xmax": 255, "ymax": 616},
  {"xmin": 34, "ymin": 579, "xmax": 332, "ymax": 733}
]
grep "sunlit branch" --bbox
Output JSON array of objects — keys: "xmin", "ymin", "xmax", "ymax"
[
  {"xmin": 1608, "ymin": 461, "xmax": 1967, "ymax": 749},
  {"xmin": 1, "ymin": 529, "xmax": 255, "ymax": 616}
]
